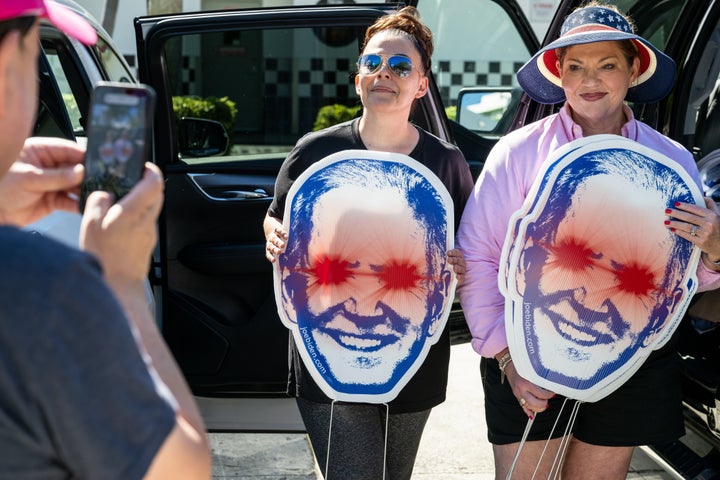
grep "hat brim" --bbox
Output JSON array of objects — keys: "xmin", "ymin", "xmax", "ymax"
[
  {"xmin": 44, "ymin": 0, "xmax": 97, "ymax": 45},
  {"xmin": 517, "ymin": 31, "xmax": 676, "ymax": 104}
]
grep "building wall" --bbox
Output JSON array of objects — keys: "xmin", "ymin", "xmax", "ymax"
[{"xmin": 75, "ymin": 0, "xmax": 558, "ymax": 79}]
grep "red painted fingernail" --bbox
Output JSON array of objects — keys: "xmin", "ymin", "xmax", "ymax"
[
  {"xmin": 671, "ymin": 228, "xmax": 676, "ymax": 232},
  {"xmin": 664, "ymin": 220, "xmax": 670, "ymax": 225},
  {"xmin": 675, "ymin": 201, "xmax": 681, "ymax": 207},
  {"xmin": 528, "ymin": 414, "xmax": 534, "ymax": 420},
  {"xmin": 665, "ymin": 209, "xmax": 672, "ymax": 214}
]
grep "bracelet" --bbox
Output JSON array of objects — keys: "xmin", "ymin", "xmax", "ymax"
[{"xmin": 497, "ymin": 351, "xmax": 513, "ymax": 384}]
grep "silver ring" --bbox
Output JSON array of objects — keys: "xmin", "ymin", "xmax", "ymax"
[
  {"xmin": 519, "ymin": 397, "xmax": 527, "ymax": 407},
  {"xmin": 691, "ymin": 225, "xmax": 698, "ymax": 237}
]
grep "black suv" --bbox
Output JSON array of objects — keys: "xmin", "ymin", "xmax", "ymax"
[{"xmin": 36, "ymin": 0, "xmax": 720, "ymax": 477}]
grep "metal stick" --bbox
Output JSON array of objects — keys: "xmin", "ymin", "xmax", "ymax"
[{"xmin": 505, "ymin": 415, "xmax": 536, "ymax": 480}]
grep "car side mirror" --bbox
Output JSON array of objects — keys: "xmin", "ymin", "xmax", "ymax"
[
  {"xmin": 178, "ymin": 117, "xmax": 229, "ymax": 157},
  {"xmin": 456, "ymin": 87, "xmax": 514, "ymax": 134}
]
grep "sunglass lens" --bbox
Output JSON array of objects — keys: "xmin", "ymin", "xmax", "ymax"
[
  {"xmin": 358, "ymin": 54, "xmax": 382, "ymax": 74},
  {"xmin": 388, "ymin": 56, "xmax": 413, "ymax": 78},
  {"xmin": 357, "ymin": 55, "xmax": 413, "ymax": 78}
]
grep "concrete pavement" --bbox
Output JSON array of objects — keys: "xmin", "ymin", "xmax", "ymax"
[{"xmin": 209, "ymin": 343, "xmax": 676, "ymax": 479}]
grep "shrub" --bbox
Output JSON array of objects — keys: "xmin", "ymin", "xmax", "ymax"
[
  {"xmin": 62, "ymin": 93, "xmax": 80, "ymax": 126},
  {"xmin": 172, "ymin": 96, "xmax": 238, "ymax": 135},
  {"xmin": 313, "ymin": 104, "xmax": 361, "ymax": 131},
  {"xmin": 445, "ymin": 105, "xmax": 456, "ymax": 121}
]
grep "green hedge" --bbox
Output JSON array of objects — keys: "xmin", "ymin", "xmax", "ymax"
[
  {"xmin": 314, "ymin": 104, "xmax": 361, "ymax": 131},
  {"xmin": 172, "ymin": 96, "xmax": 238, "ymax": 135},
  {"xmin": 312, "ymin": 104, "xmax": 456, "ymax": 131},
  {"xmin": 62, "ymin": 93, "xmax": 80, "ymax": 126},
  {"xmin": 445, "ymin": 105, "xmax": 456, "ymax": 121}
]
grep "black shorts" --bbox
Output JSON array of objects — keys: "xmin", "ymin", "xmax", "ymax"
[{"xmin": 482, "ymin": 339, "xmax": 685, "ymax": 446}]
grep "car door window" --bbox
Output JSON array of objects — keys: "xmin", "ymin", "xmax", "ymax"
[
  {"xmin": 417, "ymin": 0, "xmax": 538, "ymax": 136},
  {"xmin": 157, "ymin": 1, "xmax": 538, "ymax": 165},
  {"xmin": 94, "ymin": 35, "xmax": 135, "ymax": 84},
  {"xmin": 39, "ymin": 26, "xmax": 136, "ymax": 140},
  {"xmin": 40, "ymin": 38, "xmax": 86, "ymax": 136},
  {"xmin": 163, "ymin": 24, "xmax": 364, "ymax": 165}
]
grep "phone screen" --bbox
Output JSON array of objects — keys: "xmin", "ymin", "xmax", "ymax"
[{"xmin": 80, "ymin": 83, "xmax": 155, "ymax": 211}]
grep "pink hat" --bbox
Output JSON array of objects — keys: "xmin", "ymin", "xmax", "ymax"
[{"xmin": 0, "ymin": 0, "xmax": 97, "ymax": 45}]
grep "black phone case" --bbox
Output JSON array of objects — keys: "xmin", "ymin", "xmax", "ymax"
[{"xmin": 79, "ymin": 82, "xmax": 156, "ymax": 211}]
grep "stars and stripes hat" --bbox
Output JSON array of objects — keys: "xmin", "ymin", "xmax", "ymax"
[
  {"xmin": 516, "ymin": 5, "xmax": 675, "ymax": 104},
  {"xmin": 0, "ymin": 0, "xmax": 97, "ymax": 45}
]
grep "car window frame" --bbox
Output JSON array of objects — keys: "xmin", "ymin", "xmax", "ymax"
[{"xmin": 135, "ymin": 4, "xmax": 407, "ymax": 170}]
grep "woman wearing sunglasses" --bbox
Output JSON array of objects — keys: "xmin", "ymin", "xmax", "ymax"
[{"xmin": 263, "ymin": 6, "xmax": 474, "ymax": 479}]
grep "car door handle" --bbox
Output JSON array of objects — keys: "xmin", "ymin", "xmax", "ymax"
[
  {"xmin": 187, "ymin": 173, "xmax": 272, "ymax": 202},
  {"xmin": 215, "ymin": 189, "xmax": 269, "ymax": 200}
]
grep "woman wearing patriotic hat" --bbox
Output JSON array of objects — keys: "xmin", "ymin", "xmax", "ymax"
[
  {"xmin": 457, "ymin": 2, "xmax": 720, "ymax": 478},
  {"xmin": 516, "ymin": 3, "xmax": 676, "ymax": 105}
]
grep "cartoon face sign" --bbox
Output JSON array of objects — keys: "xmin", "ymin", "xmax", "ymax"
[
  {"xmin": 274, "ymin": 151, "xmax": 455, "ymax": 403},
  {"xmin": 502, "ymin": 136, "xmax": 702, "ymax": 402}
]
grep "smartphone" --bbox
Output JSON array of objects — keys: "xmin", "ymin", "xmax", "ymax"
[{"xmin": 79, "ymin": 82, "xmax": 156, "ymax": 211}]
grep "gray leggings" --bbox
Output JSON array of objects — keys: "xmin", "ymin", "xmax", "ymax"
[{"xmin": 297, "ymin": 397, "xmax": 431, "ymax": 480}]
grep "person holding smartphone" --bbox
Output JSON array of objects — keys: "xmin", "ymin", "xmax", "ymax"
[{"xmin": 0, "ymin": 1, "xmax": 210, "ymax": 478}]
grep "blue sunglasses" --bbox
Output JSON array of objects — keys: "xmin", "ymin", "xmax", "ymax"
[{"xmin": 357, "ymin": 54, "xmax": 414, "ymax": 78}]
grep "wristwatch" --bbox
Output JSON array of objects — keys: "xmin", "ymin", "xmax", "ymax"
[{"xmin": 497, "ymin": 351, "xmax": 513, "ymax": 384}]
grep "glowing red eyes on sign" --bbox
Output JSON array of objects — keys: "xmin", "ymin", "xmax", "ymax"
[
  {"xmin": 307, "ymin": 255, "xmax": 423, "ymax": 291},
  {"xmin": 548, "ymin": 236, "xmax": 657, "ymax": 297},
  {"xmin": 613, "ymin": 262, "xmax": 655, "ymax": 296},
  {"xmin": 548, "ymin": 238, "xmax": 595, "ymax": 272},
  {"xmin": 308, "ymin": 255, "xmax": 353, "ymax": 286},
  {"xmin": 377, "ymin": 260, "xmax": 423, "ymax": 291}
]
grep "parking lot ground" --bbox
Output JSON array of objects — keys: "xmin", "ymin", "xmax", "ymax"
[{"xmin": 210, "ymin": 343, "xmax": 676, "ymax": 479}]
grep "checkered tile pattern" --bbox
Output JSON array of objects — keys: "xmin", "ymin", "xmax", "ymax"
[
  {"xmin": 263, "ymin": 57, "xmax": 356, "ymax": 101},
  {"xmin": 180, "ymin": 55, "xmax": 199, "ymax": 96},
  {"xmin": 435, "ymin": 59, "xmax": 525, "ymax": 106},
  {"xmin": 178, "ymin": 55, "xmax": 524, "ymax": 107}
]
